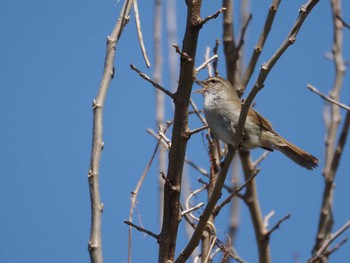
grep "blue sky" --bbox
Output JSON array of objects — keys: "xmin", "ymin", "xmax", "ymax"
[{"xmin": 1, "ymin": 0, "xmax": 350, "ymax": 262}]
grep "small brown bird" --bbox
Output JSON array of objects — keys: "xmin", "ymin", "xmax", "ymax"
[{"xmin": 195, "ymin": 76, "xmax": 318, "ymax": 170}]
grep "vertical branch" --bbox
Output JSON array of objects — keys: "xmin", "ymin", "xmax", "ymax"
[
  {"xmin": 240, "ymin": 0, "xmax": 281, "ymax": 93},
  {"xmin": 240, "ymin": 151, "xmax": 270, "ymax": 263},
  {"xmin": 222, "ymin": 0, "xmax": 249, "ymax": 252},
  {"xmin": 176, "ymin": 149, "xmax": 236, "ymax": 263},
  {"xmin": 166, "ymin": 0, "xmax": 179, "ymax": 92},
  {"xmin": 226, "ymin": 156, "xmax": 241, "ymax": 248},
  {"xmin": 222, "ymin": 0, "xmax": 237, "ymax": 86},
  {"xmin": 87, "ymin": 1, "xmax": 134, "ymax": 263},
  {"xmin": 201, "ymin": 135, "xmax": 221, "ymax": 262},
  {"xmin": 313, "ymin": 0, "xmax": 346, "ymax": 256},
  {"xmin": 153, "ymin": 0, "xmax": 166, "ymax": 227},
  {"xmin": 158, "ymin": 1, "xmax": 203, "ymax": 262}
]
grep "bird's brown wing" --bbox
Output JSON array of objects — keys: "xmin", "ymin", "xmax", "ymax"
[{"xmin": 248, "ymin": 107, "xmax": 278, "ymax": 135}]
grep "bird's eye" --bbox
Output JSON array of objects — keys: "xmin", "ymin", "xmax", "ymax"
[{"xmin": 210, "ymin": 79, "xmax": 217, "ymax": 83}]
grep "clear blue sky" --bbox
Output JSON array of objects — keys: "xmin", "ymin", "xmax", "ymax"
[{"xmin": 1, "ymin": 0, "xmax": 350, "ymax": 262}]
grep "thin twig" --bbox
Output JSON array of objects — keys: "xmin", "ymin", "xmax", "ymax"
[
  {"xmin": 172, "ymin": 44, "xmax": 193, "ymax": 62},
  {"xmin": 263, "ymin": 210, "xmax": 275, "ymax": 229},
  {"xmin": 308, "ymin": 84, "xmax": 350, "ymax": 111},
  {"xmin": 181, "ymin": 202, "xmax": 205, "ymax": 216},
  {"xmin": 195, "ymin": 54, "xmax": 218, "ymax": 74},
  {"xmin": 235, "ymin": 13, "xmax": 253, "ymax": 59},
  {"xmin": 124, "ymin": 221, "xmax": 159, "ymax": 239},
  {"xmin": 133, "ymin": 0, "xmax": 151, "ymax": 67},
  {"xmin": 190, "ymin": 99, "xmax": 207, "ymax": 126},
  {"xmin": 189, "ymin": 125, "xmax": 208, "ymax": 136},
  {"xmin": 200, "ymin": 7, "xmax": 227, "ymax": 26},
  {"xmin": 309, "ymin": 220, "xmax": 350, "ymax": 263},
  {"xmin": 204, "ymin": 236, "xmax": 217, "ymax": 262},
  {"xmin": 213, "ymin": 168, "xmax": 260, "ymax": 216},
  {"xmin": 185, "ymin": 160, "xmax": 209, "ymax": 177},
  {"xmin": 128, "ymin": 139, "xmax": 161, "ymax": 261},
  {"xmin": 241, "ymin": 0, "xmax": 281, "ymax": 91},
  {"xmin": 324, "ymin": 237, "xmax": 348, "ymax": 257},
  {"xmin": 205, "ymin": 46, "xmax": 213, "ymax": 77},
  {"xmin": 336, "ymin": 14, "xmax": 350, "ymax": 29},
  {"xmin": 185, "ymin": 185, "xmax": 207, "ymax": 222},
  {"xmin": 158, "ymin": 125, "xmax": 172, "ymax": 148},
  {"xmin": 128, "ymin": 122, "xmax": 172, "ymax": 263},
  {"xmin": 175, "ymin": 148, "xmax": 236, "ymax": 263},
  {"xmin": 212, "ymin": 39, "xmax": 220, "ymax": 76},
  {"xmin": 147, "ymin": 128, "xmax": 170, "ymax": 149},
  {"xmin": 266, "ymin": 213, "xmax": 291, "ymax": 237},
  {"xmin": 130, "ymin": 64, "xmax": 174, "ymax": 99},
  {"xmin": 252, "ymin": 151, "xmax": 270, "ymax": 169}
]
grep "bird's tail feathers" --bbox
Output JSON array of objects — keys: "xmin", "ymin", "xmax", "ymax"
[{"xmin": 275, "ymin": 137, "xmax": 318, "ymax": 170}]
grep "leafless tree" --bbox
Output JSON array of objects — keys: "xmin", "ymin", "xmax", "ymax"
[{"xmin": 87, "ymin": 0, "xmax": 350, "ymax": 263}]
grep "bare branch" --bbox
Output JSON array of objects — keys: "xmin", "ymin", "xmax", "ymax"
[
  {"xmin": 235, "ymin": 13, "xmax": 253, "ymax": 59},
  {"xmin": 212, "ymin": 39, "xmax": 220, "ymax": 76},
  {"xmin": 200, "ymin": 7, "xmax": 227, "ymax": 26},
  {"xmin": 158, "ymin": 125, "xmax": 172, "ymax": 148},
  {"xmin": 313, "ymin": 0, "xmax": 346, "ymax": 254},
  {"xmin": 172, "ymin": 44, "xmax": 193, "ymax": 62},
  {"xmin": 204, "ymin": 46, "xmax": 212, "ymax": 77},
  {"xmin": 195, "ymin": 54, "xmax": 218, "ymax": 74},
  {"xmin": 130, "ymin": 64, "xmax": 174, "ymax": 99},
  {"xmin": 181, "ymin": 202, "xmax": 205, "ymax": 217},
  {"xmin": 87, "ymin": 1, "xmax": 134, "ymax": 262},
  {"xmin": 185, "ymin": 160, "xmax": 209, "ymax": 177},
  {"xmin": 190, "ymin": 99, "xmax": 207, "ymax": 125},
  {"xmin": 147, "ymin": 128, "xmax": 170, "ymax": 150},
  {"xmin": 189, "ymin": 125, "xmax": 208, "ymax": 136},
  {"xmin": 336, "ymin": 14, "xmax": 350, "ymax": 29},
  {"xmin": 133, "ymin": 0, "xmax": 151, "ymax": 67},
  {"xmin": 213, "ymin": 167, "xmax": 260, "ymax": 216},
  {"xmin": 124, "ymin": 221, "xmax": 159, "ymax": 239},
  {"xmin": 309, "ymin": 220, "xmax": 350, "ymax": 263},
  {"xmin": 128, "ymin": 137, "xmax": 161, "ymax": 262},
  {"xmin": 308, "ymin": 84, "xmax": 350, "ymax": 111},
  {"xmin": 158, "ymin": 1, "xmax": 206, "ymax": 261},
  {"xmin": 185, "ymin": 185, "xmax": 207, "ymax": 222},
  {"xmin": 222, "ymin": 0, "xmax": 236, "ymax": 86},
  {"xmin": 263, "ymin": 210, "xmax": 275, "ymax": 229},
  {"xmin": 175, "ymin": 148, "xmax": 236, "ymax": 263},
  {"xmin": 241, "ymin": 0, "xmax": 282, "ymax": 91},
  {"xmin": 252, "ymin": 151, "xmax": 270, "ymax": 169},
  {"xmin": 324, "ymin": 237, "xmax": 348, "ymax": 257},
  {"xmin": 266, "ymin": 213, "xmax": 291, "ymax": 237}
]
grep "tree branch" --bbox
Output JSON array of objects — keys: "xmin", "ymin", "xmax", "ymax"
[
  {"xmin": 133, "ymin": 0, "xmax": 151, "ymax": 67},
  {"xmin": 124, "ymin": 221, "xmax": 159, "ymax": 239},
  {"xmin": 87, "ymin": 1, "xmax": 134, "ymax": 262},
  {"xmin": 265, "ymin": 213, "xmax": 291, "ymax": 238},
  {"xmin": 200, "ymin": 7, "xmax": 227, "ymax": 27},
  {"xmin": 158, "ymin": 1, "xmax": 205, "ymax": 262},
  {"xmin": 241, "ymin": 0, "xmax": 281, "ymax": 92},
  {"xmin": 130, "ymin": 64, "xmax": 174, "ymax": 99},
  {"xmin": 309, "ymin": 220, "xmax": 350, "ymax": 263},
  {"xmin": 313, "ymin": 0, "xmax": 346, "ymax": 255},
  {"xmin": 175, "ymin": 148, "xmax": 236, "ymax": 263},
  {"xmin": 307, "ymin": 84, "xmax": 350, "ymax": 111}
]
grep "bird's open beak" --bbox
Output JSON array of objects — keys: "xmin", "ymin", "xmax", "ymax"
[
  {"xmin": 193, "ymin": 88, "xmax": 204, "ymax": 94},
  {"xmin": 193, "ymin": 79, "xmax": 206, "ymax": 94}
]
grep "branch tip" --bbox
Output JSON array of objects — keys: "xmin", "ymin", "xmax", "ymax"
[
  {"xmin": 200, "ymin": 7, "xmax": 227, "ymax": 26},
  {"xmin": 172, "ymin": 44, "xmax": 193, "ymax": 62}
]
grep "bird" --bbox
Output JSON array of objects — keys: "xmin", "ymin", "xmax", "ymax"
[{"xmin": 195, "ymin": 76, "xmax": 318, "ymax": 170}]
